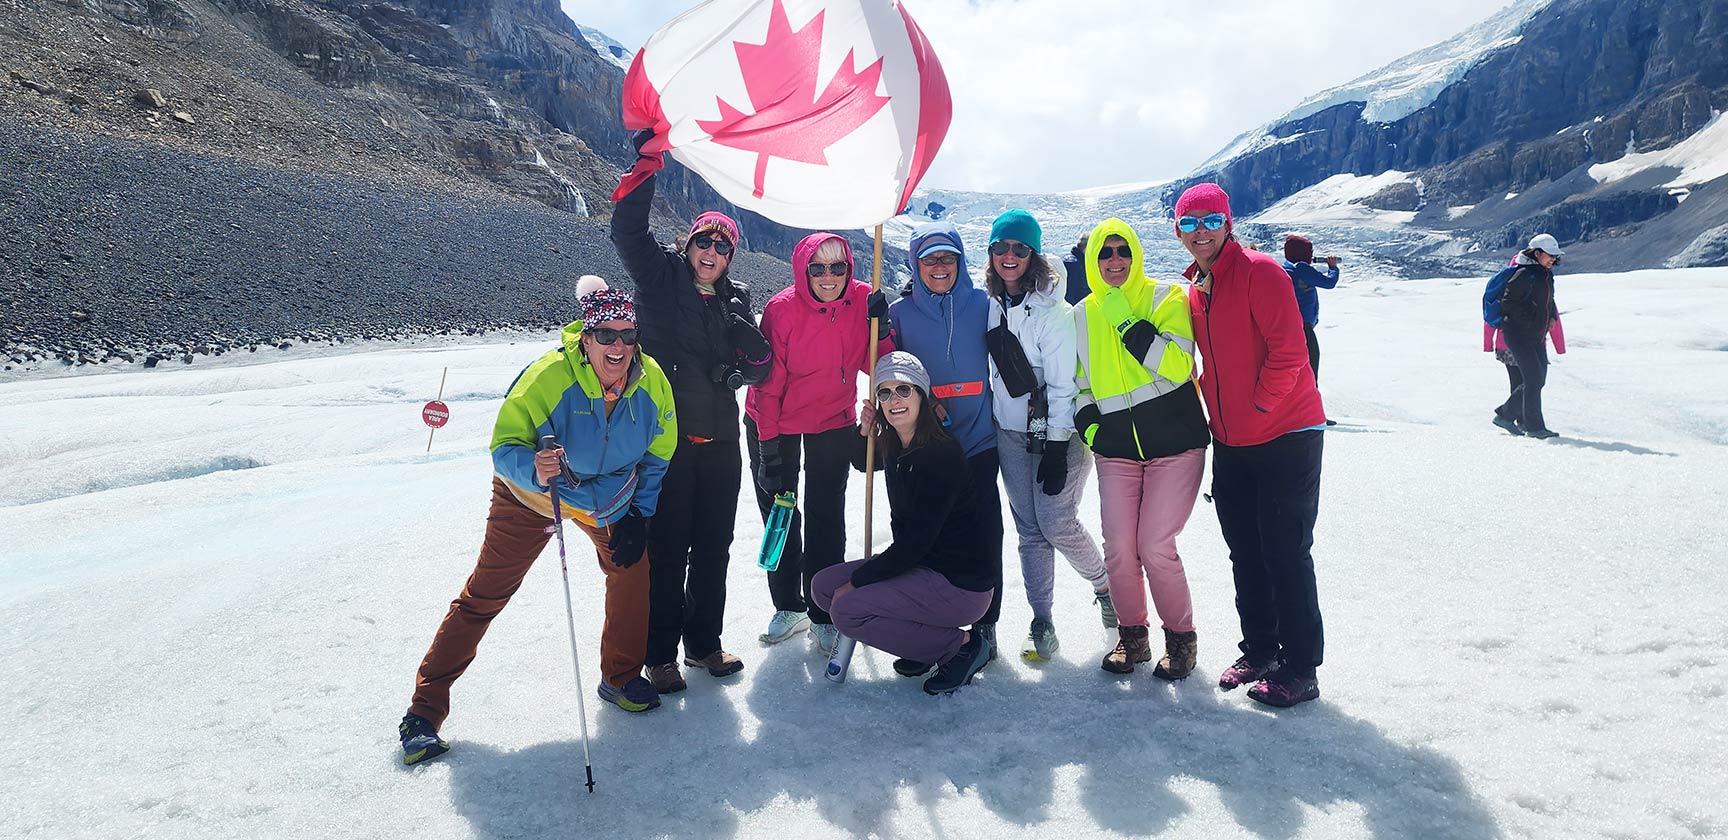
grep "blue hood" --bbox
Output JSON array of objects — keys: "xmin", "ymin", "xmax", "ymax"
[{"xmin": 888, "ymin": 220, "xmax": 997, "ymax": 457}]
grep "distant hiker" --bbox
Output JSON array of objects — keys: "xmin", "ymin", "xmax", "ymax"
[
  {"xmin": 1484, "ymin": 234, "xmax": 1565, "ymax": 439},
  {"xmin": 611, "ymin": 129, "xmax": 771, "ymax": 694},
  {"xmin": 982, "ymin": 210, "xmax": 1113, "ymax": 663},
  {"xmin": 400, "ymin": 282, "xmax": 678, "ymax": 764},
  {"xmin": 744, "ymin": 232, "xmax": 889, "ymax": 652},
  {"xmin": 1485, "ymin": 315, "xmax": 1566, "ymax": 428},
  {"xmin": 1177, "ymin": 183, "xmax": 1328, "ymax": 708},
  {"xmin": 811, "ymin": 352, "xmax": 996, "ymax": 695},
  {"xmin": 1279, "ymin": 235, "xmax": 1340, "ymax": 379},
  {"xmin": 1062, "ymin": 232, "xmax": 1090, "ymax": 305},
  {"xmin": 1073, "ymin": 218, "xmax": 1210, "ymax": 678},
  {"xmin": 883, "ymin": 221, "xmax": 1004, "ymax": 672}
]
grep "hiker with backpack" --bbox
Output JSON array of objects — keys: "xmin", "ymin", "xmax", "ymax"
[
  {"xmin": 399, "ymin": 281, "xmax": 679, "ymax": 765},
  {"xmin": 744, "ymin": 232, "xmax": 890, "ymax": 654},
  {"xmin": 1073, "ymin": 218, "xmax": 1212, "ymax": 679},
  {"xmin": 811, "ymin": 352, "xmax": 996, "ymax": 695},
  {"xmin": 1279, "ymin": 235, "xmax": 1340, "ymax": 379},
  {"xmin": 611, "ymin": 132, "xmax": 772, "ymax": 694},
  {"xmin": 1483, "ymin": 234, "xmax": 1565, "ymax": 439},
  {"xmin": 1177, "ymin": 184, "xmax": 1329, "ymax": 709},
  {"xmin": 980, "ymin": 210, "xmax": 1115, "ymax": 663}
]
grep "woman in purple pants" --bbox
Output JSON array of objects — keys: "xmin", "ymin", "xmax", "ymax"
[{"xmin": 811, "ymin": 352, "xmax": 997, "ymax": 695}]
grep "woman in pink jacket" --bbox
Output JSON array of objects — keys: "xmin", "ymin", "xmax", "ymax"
[{"xmin": 745, "ymin": 232, "xmax": 889, "ymax": 653}]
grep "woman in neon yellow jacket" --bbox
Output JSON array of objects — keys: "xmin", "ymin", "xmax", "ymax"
[{"xmin": 1072, "ymin": 219, "xmax": 1211, "ymax": 681}]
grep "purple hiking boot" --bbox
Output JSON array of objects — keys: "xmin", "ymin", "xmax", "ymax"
[
  {"xmin": 1247, "ymin": 669, "xmax": 1320, "ymax": 708},
  {"xmin": 1218, "ymin": 655, "xmax": 1277, "ymax": 691}
]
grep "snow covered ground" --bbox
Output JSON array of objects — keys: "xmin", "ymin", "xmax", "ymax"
[{"xmin": 4, "ymin": 267, "xmax": 1726, "ymax": 839}]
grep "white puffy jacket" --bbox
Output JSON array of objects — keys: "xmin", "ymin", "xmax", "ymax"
[{"xmin": 986, "ymin": 285, "xmax": 1079, "ymax": 442}]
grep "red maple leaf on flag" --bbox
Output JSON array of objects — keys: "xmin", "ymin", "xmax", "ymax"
[{"xmin": 697, "ymin": 0, "xmax": 891, "ymax": 198}]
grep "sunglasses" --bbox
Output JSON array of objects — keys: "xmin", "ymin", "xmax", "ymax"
[
  {"xmin": 989, "ymin": 242, "xmax": 1032, "ymax": 259},
  {"xmin": 690, "ymin": 233, "xmax": 735, "ymax": 255},
  {"xmin": 1176, "ymin": 213, "xmax": 1228, "ymax": 233},
  {"xmin": 919, "ymin": 253, "xmax": 959, "ymax": 268},
  {"xmin": 875, "ymin": 383, "xmax": 916, "ymax": 402},
  {"xmin": 586, "ymin": 327, "xmax": 640, "ymax": 346},
  {"xmin": 1097, "ymin": 245, "xmax": 1133, "ymax": 260},
  {"xmin": 806, "ymin": 261, "xmax": 849, "ymax": 278}
]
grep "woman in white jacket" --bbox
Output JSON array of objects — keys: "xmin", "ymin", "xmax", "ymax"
[{"xmin": 983, "ymin": 210, "xmax": 1114, "ymax": 661}]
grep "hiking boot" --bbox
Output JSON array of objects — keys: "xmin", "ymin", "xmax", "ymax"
[
  {"xmin": 1151, "ymin": 629, "xmax": 1198, "ymax": 681},
  {"xmin": 1525, "ymin": 427, "xmax": 1559, "ymax": 440},
  {"xmin": 1022, "ymin": 617, "xmax": 1059, "ymax": 661},
  {"xmin": 1218, "ymin": 654, "xmax": 1278, "ymax": 691},
  {"xmin": 1100, "ymin": 625, "xmax": 1153, "ymax": 673},
  {"xmin": 893, "ymin": 658, "xmax": 933, "ymax": 677},
  {"xmin": 923, "ymin": 631, "xmax": 993, "ymax": 695},
  {"xmin": 1094, "ymin": 590, "xmax": 1118, "ymax": 629},
  {"xmin": 1492, "ymin": 414, "xmax": 1524, "ymax": 436},
  {"xmin": 399, "ymin": 712, "xmax": 449, "ymax": 766},
  {"xmin": 807, "ymin": 622, "xmax": 840, "ymax": 656},
  {"xmin": 684, "ymin": 650, "xmax": 744, "ymax": 678},
  {"xmin": 974, "ymin": 622, "xmax": 998, "ymax": 662},
  {"xmin": 597, "ymin": 676, "xmax": 661, "ymax": 712},
  {"xmin": 759, "ymin": 610, "xmax": 810, "ymax": 644},
  {"xmin": 647, "ymin": 662, "xmax": 687, "ymax": 694},
  {"xmin": 1247, "ymin": 668, "xmax": 1320, "ymax": 708}
]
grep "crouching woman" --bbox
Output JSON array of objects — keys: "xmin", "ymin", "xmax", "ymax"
[{"xmin": 810, "ymin": 352, "xmax": 996, "ymax": 695}]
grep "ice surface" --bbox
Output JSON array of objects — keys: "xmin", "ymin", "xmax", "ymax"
[
  {"xmin": 1253, "ymin": 172, "xmax": 1420, "ymax": 227},
  {"xmin": 1587, "ymin": 111, "xmax": 1728, "ymax": 189}
]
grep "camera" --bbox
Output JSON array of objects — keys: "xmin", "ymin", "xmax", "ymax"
[{"xmin": 711, "ymin": 363, "xmax": 745, "ymax": 390}]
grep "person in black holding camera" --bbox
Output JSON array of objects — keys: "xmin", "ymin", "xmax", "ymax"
[{"xmin": 612, "ymin": 130, "xmax": 772, "ymax": 695}]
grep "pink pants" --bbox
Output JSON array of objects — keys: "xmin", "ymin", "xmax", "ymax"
[{"xmin": 1095, "ymin": 447, "xmax": 1205, "ymax": 632}]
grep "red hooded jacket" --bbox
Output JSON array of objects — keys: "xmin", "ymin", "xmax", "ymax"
[
  {"xmin": 745, "ymin": 233, "xmax": 875, "ymax": 440},
  {"xmin": 1187, "ymin": 239, "xmax": 1326, "ymax": 446}
]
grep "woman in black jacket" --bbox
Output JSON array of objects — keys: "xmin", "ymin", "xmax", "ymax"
[
  {"xmin": 809, "ymin": 352, "xmax": 997, "ymax": 695},
  {"xmin": 1496, "ymin": 233, "xmax": 1565, "ymax": 439},
  {"xmin": 611, "ymin": 162, "xmax": 772, "ymax": 694}
]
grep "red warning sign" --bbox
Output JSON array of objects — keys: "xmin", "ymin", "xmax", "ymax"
[{"xmin": 422, "ymin": 400, "xmax": 451, "ymax": 429}]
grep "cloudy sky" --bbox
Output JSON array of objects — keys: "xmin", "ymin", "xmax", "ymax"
[{"xmin": 560, "ymin": 0, "xmax": 1518, "ymax": 194}]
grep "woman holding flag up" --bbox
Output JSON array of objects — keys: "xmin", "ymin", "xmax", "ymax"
[{"xmin": 744, "ymin": 232, "xmax": 889, "ymax": 654}]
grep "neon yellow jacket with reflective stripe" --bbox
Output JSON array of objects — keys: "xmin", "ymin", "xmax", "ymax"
[{"xmin": 1072, "ymin": 218, "xmax": 1211, "ymax": 460}]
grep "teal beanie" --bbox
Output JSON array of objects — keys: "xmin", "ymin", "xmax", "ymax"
[{"xmin": 989, "ymin": 209, "xmax": 1043, "ymax": 253}]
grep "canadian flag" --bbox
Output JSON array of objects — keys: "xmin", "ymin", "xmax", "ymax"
[{"xmin": 614, "ymin": 0, "xmax": 952, "ymax": 230}]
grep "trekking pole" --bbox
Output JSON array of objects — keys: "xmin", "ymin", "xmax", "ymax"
[
  {"xmin": 828, "ymin": 222, "xmax": 885, "ymax": 683},
  {"xmin": 540, "ymin": 434, "xmax": 596, "ymax": 793}
]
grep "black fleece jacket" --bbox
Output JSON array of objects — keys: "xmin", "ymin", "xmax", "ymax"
[
  {"xmin": 610, "ymin": 173, "xmax": 769, "ymax": 443},
  {"xmin": 848, "ymin": 432, "xmax": 993, "ymax": 592}
]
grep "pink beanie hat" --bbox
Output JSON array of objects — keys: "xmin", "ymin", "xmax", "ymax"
[
  {"xmin": 689, "ymin": 211, "xmax": 741, "ymax": 247},
  {"xmin": 1173, "ymin": 183, "xmax": 1233, "ymax": 233}
]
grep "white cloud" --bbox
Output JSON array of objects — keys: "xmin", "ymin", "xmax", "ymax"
[{"xmin": 561, "ymin": 0, "xmax": 1522, "ymax": 193}]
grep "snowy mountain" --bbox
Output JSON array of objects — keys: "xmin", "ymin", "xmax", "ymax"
[
  {"xmin": 1169, "ymin": 0, "xmax": 1728, "ymax": 273},
  {"xmin": 6, "ymin": 266, "xmax": 1727, "ymax": 838}
]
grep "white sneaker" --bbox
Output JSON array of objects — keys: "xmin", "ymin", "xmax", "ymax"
[
  {"xmin": 759, "ymin": 610, "xmax": 810, "ymax": 644},
  {"xmin": 807, "ymin": 622, "xmax": 840, "ymax": 656}
]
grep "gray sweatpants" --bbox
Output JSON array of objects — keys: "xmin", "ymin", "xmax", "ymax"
[{"xmin": 997, "ymin": 429, "xmax": 1109, "ymax": 620}]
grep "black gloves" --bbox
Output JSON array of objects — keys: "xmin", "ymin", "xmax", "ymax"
[
  {"xmin": 608, "ymin": 511, "xmax": 649, "ymax": 569},
  {"xmin": 756, "ymin": 436, "xmax": 789, "ymax": 493},
  {"xmin": 866, "ymin": 289, "xmax": 888, "ymax": 321},
  {"xmin": 1036, "ymin": 438, "xmax": 1070, "ymax": 496},
  {"xmin": 728, "ymin": 312, "xmax": 772, "ymax": 364}
]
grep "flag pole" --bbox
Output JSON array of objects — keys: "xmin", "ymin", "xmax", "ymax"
[
  {"xmin": 827, "ymin": 222, "xmax": 885, "ymax": 684},
  {"xmin": 426, "ymin": 366, "xmax": 448, "ymax": 454}
]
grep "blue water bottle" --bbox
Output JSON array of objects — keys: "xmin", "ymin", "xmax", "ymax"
[{"xmin": 757, "ymin": 491, "xmax": 797, "ymax": 571}]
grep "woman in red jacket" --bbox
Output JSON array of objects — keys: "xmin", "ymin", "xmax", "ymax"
[
  {"xmin": 1177, "ymin": 183, "xmax": 1327, "ymax": 709},
  {"xmin": 745, "ymin": 232, "xmax": 888, "ymax": 655}
]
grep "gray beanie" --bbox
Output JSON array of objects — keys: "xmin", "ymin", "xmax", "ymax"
[{"xmin": 873, "ymin": 351, "xmax": 931, "ymax": 397}]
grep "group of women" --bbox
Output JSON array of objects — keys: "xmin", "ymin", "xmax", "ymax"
[{"xmin": 395, "ymin": 171, "xmax": 1330, "ymax": 765}]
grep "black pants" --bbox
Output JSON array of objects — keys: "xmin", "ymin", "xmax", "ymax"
[
  {"xmin": 646, "ymin": 438, "xmax": 741, "ymax": 665},
  {"xmin": 1496, "ymin": 329, "xmax": 1548, "ymax": 432},
  {"xmin": 744, "ymin": 418, "xmax": 855, "ymax": 625},
  {"xmin": 1211, "ymin": 430, "xmax": 1324, "ymax": 675},
  {"xmin": 1504, "ymin": 363, "xmax": 1524, "ymax": 395},
  {"xmin": 1303, "ymin": 322, "xmax": 1321, "ymax": 380},
  {"xmin": 968, "ymin": 447, "xmax": 1006, "ymax": 626}
]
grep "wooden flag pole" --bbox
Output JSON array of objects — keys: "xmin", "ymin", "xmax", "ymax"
[
  {"xmin": 426, "ymin": 366, "xmax": 448, "ymax": 454},
  {"xmin": 863, "ymin": 223, "xmax": 885, "ymax": 560}
]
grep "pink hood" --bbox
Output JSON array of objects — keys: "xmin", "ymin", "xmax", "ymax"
[{"xmin": 745, "ymin": 233, "xmax": 875, "ymax": 439}]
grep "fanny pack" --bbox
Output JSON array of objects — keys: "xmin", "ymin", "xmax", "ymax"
[{"xmin": 985, "ymin": 299, "xmax": 1039, "ymax": 398}]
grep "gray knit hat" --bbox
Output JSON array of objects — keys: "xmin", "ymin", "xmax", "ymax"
[{"xmin": 873, "ymin": 351, "xmax": 931, "ymax": 397}]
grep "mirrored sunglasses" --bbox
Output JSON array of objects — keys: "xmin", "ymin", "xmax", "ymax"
[
  {"xmin": 586, "ymin": 327, "xmax": 640, "ymax": 346},
  {"xmin": 875, "ymin": 383, "xmax": 916, "ymax": 402},
  {"xmin": 989, "ymin": 242, "xmax": 1032, "ymax": 259},
  {"xmin": 807, "ymin": 261, "xmax": 850, "ymax": 278},
  {"xmin": 691, "ymin": 233, "xmax": 735, "ymax": 255},
  {"xmin": 1176, "ymin": 213, "xmax": 1228, "ymax": 233}
]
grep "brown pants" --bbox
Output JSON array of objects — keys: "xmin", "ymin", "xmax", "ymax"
[{"xmin": 409, "ymin": 478, "xmax": 650, "ymax": 728}]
